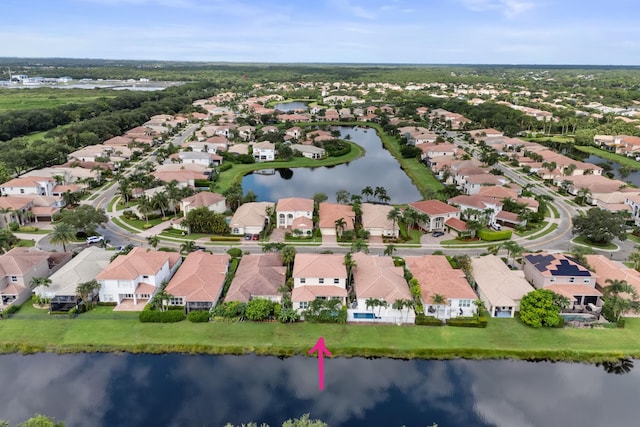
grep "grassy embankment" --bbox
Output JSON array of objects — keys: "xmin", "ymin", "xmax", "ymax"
[
  {"xmin": 1, "ymin": 309, "xmax": 639, "ymax": 362},
  {"xmin": 574, "ymin": 145, "xmax": 640, "ymax": 170},
  {"xmin": 0, "ymin": 88, "xmax": 116, "ymax": 112}
]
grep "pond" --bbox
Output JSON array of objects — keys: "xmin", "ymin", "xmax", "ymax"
[
  {"xmin": 274, "ymin": 101, "xmax": 308, "ymax": 112},
  {"xmin": 242, "ymin": 127, "xmax": 423, "ymax": 203},
  {"xmin": 582, "ymin": 153, "xmax": 640, "ymax": 186},
  {"xmin": 0, "ymin": 353, "xmax": 638, "ymax": 427}
]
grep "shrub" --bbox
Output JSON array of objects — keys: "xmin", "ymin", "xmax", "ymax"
[
  {"xmin": 477, "ymin": 229, "xmax": 512, "ymax": 241},
  {"xmin": 18, "ymin": 226, "xmax": 39, "ymax": 232},
  {"xmin": 415, "ymin": 314, "xmax": 444, "ymax": 326},
  {"xmin": 187, "ymin": 310, "xmax": 210, "ymax": 323},
  {"xmin": 139, "ymin": 306, "xmax": 186, "ymax": 323},
  {"xmin": 618, "ymin": 319, "xmax": 626, "ymax": 328},
  {"xmin": 68, "ymin": 307, "xmax": 77, "ymax": 318},
  {"xmin": 4, "ymin": 304, "xmax": 20, "ymax": 315},
  {"xmin": 210, "ymin": 236, "xmax": 241, "ymax": 242},
  {"xmin": 97, "ymin": 301, "xmax": 117, "ymax": 306},
  {"xmin": 245, "ymin": 298, "xmax": 275, "ymax": 321},
  {"xmin": 227, "ymin": 247, "xmax": 243, "ymax": 258},
  {"xmin": 446, "ymin": 316, "xmax": 488, "ymax": 328},
  {"xmin": 142, "ymin": 223, "xmax": 154, "ymax": 229},
  {"xmin": 218, "ymin": 162, "xmax": 233, "ymax": 172},
  {"xmin": 212, "ymin": 301, "xmax": 246, "ymax": 319},
  {"xmin": 157, "ymin": 247, "xmax": 179, "ymax": 252},
  {"xmin": 8, "ymin": 222, "xmax": 19, "ymax": 232}
]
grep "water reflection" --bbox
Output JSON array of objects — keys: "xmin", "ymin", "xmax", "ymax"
[
  {"xmin": 274, "ymin": 102, "xmax": 308, "ymax": 112},
  {"xmin": 243, "ymin": 127, "xmax": 423, "ymax": 203},
  {"xmin": 1, "ymin": 354, "xmax": 640, "ymax": 427}
]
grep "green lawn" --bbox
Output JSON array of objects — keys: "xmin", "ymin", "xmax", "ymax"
[
  {"xmin": 0, "ymin": 88, "xmax": 116, "ymax": 112},
  {"xmin": 515, "ymin": 221, "xmax": 548, "ymax": 237},
  {"xmin": 526, "ymin": 223, "xmax": 559, "ymax": 240},
  {"xmin": 571, "ymin": 235, "xmax": 618, "ymax": 250},
  {"xmin": 1, "ymin": 311, "xmax": 640, "ymax": 361}
]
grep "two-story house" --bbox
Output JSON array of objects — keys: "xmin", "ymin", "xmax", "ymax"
[
  {"xmin": 276, "ymin": 197, "xmax": 314, "ymax": 229},
  {"xmin": 0, "ymin": 177, "xmax": 55, "ymax": 197},
  {"xmin": 291, "ymin": 254, "xmax": 348, "ymax": 312},
  {"xmin": 408, "ymin": 200, "xmax": 461, "ymax": 233},
  {"xmin": 96, "ymin": 247, "xmax": 182, "ymax": 309},
  {"xmin": 180, "ymin": 192, "xmax": 227, "ymax": 216},
  {"xmin": 252, "ymin": 141, "xmax": 276, "ymax": 162}
]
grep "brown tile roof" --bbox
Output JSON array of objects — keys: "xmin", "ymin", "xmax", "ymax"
[
  {"xmin": 0, "ymin": 247, "xmax": 51, "ymax": 277},
  {"xmin": 318, "ymin": 203, "xmax": 355, "ymax": 230},
  {"xmin": 351, "ymin": 253, "xmax": 411, "ymax": 303},
  {"xmin": 166, "ymin": 252, "xmax": 229, "ymax": 303},
  {"xmin": 361, "ymin": 203, "xmax": 395, "ymax": 231},
  {"xmin": 405, "ymin": 255, "xmax": 476, "ymax": 302},
  {"xmin": 276, "ymin": 197, "xmax": 314, "ymax": 212},
  {"xmin": 445, "ymin": 217, "xmax": 468, "ymax": 231},
  {"xmin": 291, "ymin": 285, "xmax": 347, "ymax": 302},
  {"xmin": 546, "ymin": 284, "xmax": 602, "ymax": 299},
  {"xmin": 292, "ymin": 217, "xmax": 313, "ymax": 229},
  {"xmin": 181, "ymin": 192, "xmax": 226, "ymax": 208},
  {"xmin": 0, "ymin": 197, "xmax": 31, "ymax": 210},
  {"xmin": 96, "ymin": 247, "xmax": 181, "ymax": 280},
  {"xmin": 584, "ymin": 255, "xmax": 640, "ymax": 294},
  {"xmin": 225, "ymin": 253, "xmax": 286, "ymax": 302},
  {"xmin": 409, "ymin": 200, "xmax": 459, "ymax": 216},
  {"xmin": 229, "ymin": 202, "xmax": 274, "ymax": 229},
  {"xmin": 293, "ymin": 254, "xmax": 347, "ymax": 279}
]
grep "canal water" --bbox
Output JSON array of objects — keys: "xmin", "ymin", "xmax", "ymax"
[
  {"xmin": 0, "ymin": 353, "xmax": 637, "ymax": 427},
  {"xmin": 242, "ymin": 126, "xmax": 423, "ymax": 204},
  {"xmin": 583, "ymin": 153, "xmax": 640, "ymax": 186},
  {"xmin": 274, "ymin": 101, "xmax": 308, "ymax": 112}
]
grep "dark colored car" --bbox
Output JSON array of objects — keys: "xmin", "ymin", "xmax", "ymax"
[{"xmin": 432, "ymin": 231, "xmax": 445, "ymax": 237}]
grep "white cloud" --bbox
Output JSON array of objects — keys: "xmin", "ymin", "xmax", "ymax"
[{"xmin": 460, "ymin": 0, "xmax": 536, "ymax": 18}]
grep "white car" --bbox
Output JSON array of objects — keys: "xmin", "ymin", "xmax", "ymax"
[{"xmin": 86, "ymin": 235, "xmax": 104, "ymax": 244}]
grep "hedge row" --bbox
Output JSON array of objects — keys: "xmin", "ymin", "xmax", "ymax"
[
  {"xmin": 477, "ymin": 229, "xmax": 513, "ymax": 241},
  {"xmin": 187, "ymin": 311, "xmax": 210, "ymax": 323},
  {"xmin": 139, "ymin": 308, "xmax": 186, "ymax": 323},
  {"xmin": 446, "ymin": 316, "xmax": 488, "ymax": 328},
  {"xmin": 415, "ymin": 314, "xmax": 444, "ymax": 326},
  {"xmin": 210, "ymin": 236, "xmax": 241, "ymax": 242}
]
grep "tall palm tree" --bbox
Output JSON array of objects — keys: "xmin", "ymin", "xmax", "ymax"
[
  {"xmin": 628, "ymin": 251, "xmax": 640, "ymax": 271},
  {"xmin": 502, "ymin": 240, "xmax": 525, "ymax": 265},
  {"xmin": 384, "ymin": 244, "xmax": 396, "ymax": 257},
  {"xmin": 152, "ymin": 192, "xmax": 169, "ymax": 218},
  {"xmin": 147, "ymin": 235, "xmax": 160, "ymax": 248},
  {"xmin": 334, "ymin": 217, "xmax": 347, "ymax": 238},
  {"xmin": 603, "ymin": 279, "xmax": 640, "ymax": 322},
  {"xmin": 350, "ymin": 238, "xmax": 369, "ymax": 254},
  {"xmin": 361, "ymin": 186, "xmax": 374, "ymax": 202},
  {"xmin": 76, "ymin": 279, "xmax": 100, "ymax": 310},
  {"xmin": 49, "ymin": 223, "xmax": 75, "ymax": 252},
  {"xmin": 137, "ymin": 196, "xmax": 155, "ymax": 224},
  {"xmin": 0, "ymin": 229, "xmax": 18, "ymax": 253},
  {"xmin": 180, "ymin": 240, "xmax": 197, "ymax": 254},
  {"xmin": 281, "ymin": 245, "xmax": 297, "ymax": 276},
  {"xmin": 29, "ymin": 276, "xmax": 51, "ymax": 291},
  {"xmin": 386, "ymin": 207, "xmax": 402, "ymax": 238},
  {"xmin": 576, "ymin": 187, "xmax": 592, "ymax": 206},
  {"xmin": 343, "ymin": 252, "xmax": 357, "ymax": 288},
  {"xmin": 165, "ymin": 180, "xmax": 182, "ymax": 216},
  {"xmin": 431, "ymin": 293, "xmax": 447, "ymax": 319},
  {"xmin": 403, "ymin": 208, "xmax": 418, "ymax": 231}
]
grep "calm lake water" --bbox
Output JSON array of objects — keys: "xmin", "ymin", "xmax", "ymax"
[
  {"xmin": 274, "ymin": 101, "xmax": 308, "ymax": 112},
  {"xmin": 583, "ymin": 154, "xmax": 640, "ymax": 186},
  {"xmin": 242, "ymin": 127, "xmax": 423, "ymax": 203},
  {"xmin": 0, "ymin": 353, "xmax": 638, "ymax": 427}
]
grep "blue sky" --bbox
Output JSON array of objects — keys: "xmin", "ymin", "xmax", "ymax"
[{"xmin": 1, "ymin": 0, "xmax": 639, "ymax": 64}]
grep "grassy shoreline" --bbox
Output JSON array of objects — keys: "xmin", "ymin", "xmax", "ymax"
[{"xmin": 1, "ymin": 316, "xmax": 639, "ymax": 363}]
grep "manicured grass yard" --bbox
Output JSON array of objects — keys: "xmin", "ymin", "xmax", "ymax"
[{"xmin": 3, "ymin": 310, "xmax": 639, "ymax": 361}]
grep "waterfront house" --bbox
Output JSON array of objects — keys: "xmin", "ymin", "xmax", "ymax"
[
  {"xmin": 471, "ymin": 255, "xmax": 534, "ymax": 318},
  {"xmin": 408, "ymin": 200, "xmax": 461, "ymax": 233},
  {"xmin": 349, "ymin": 253, "xmax": 414, "ymax": 324},
  {"xmin": 405, "ymin": 255, "xmax": 477, "ymax": 320},
  {"xmin": 96, "ymin": 247, "xmax": 182, "ymax": 309},
  {"xmin": 290, "ymin": 144, "xmax": 325, "ymax": 159},
  {"xmin": 522, "ymin": 252, "xmax": 602, "ymax": 311},
  {"xmin": 252, "ymin": 141, "xmax": 276, "ymax": 162},
  {"xmin": 0, "ymin": 248, "xmax": 72, "ymax": 312},
  {"xmin": 361, "ymin": 203, "xmax": 400, "ymax": 238},
  {"xmin": 229, "ymin": 202, "xmax": 274, "ymax": 235},
  {"xmin": 225, "ymin": 253, "xmax": 286, "ymax": 303},
  {"xmin": 318, "ymin": 202, "xmax": 356, "ymax": 236},
  {"xmin": 180, "ymin": 192, "xmax": 226, "ymax": 216},
  {"xmin": 276, "ymin": 197, "xmax": 314, "ymax": 229},
  {"xmin": 165, "ymin": 252, "xmax": 229, "ymax": 312},
  {"xmin": 291, "ymin": 254, "xmax": 348, "ymax": 312}
]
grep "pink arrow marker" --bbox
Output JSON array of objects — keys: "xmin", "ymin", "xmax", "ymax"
[{"xmin": 308, "ymin": 337, "xmax": 332, "ymax": 391}]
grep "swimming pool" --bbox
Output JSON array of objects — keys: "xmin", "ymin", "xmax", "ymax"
[{"xmin": 561, "ymin": 313, "xmax": 597, "ymax": 322}]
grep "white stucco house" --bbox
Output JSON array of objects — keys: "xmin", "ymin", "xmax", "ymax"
[
  {"xmin": 0, "ymin": 177, "xmax": 55, "ymax": 197},
  {"xmin": 253, "ymin": 141, "xmax": 276, "ymax": 162},
  {"xmin": 276, "ymin": 197, "xmax": 314, "ymax": 229},
  {"xmin": 229, "ymin": 202, "xmax": 274, "ymax": 235},
  {"xmin": 291, "ymin": 254, "xmax": 348, "ymax": 313}
]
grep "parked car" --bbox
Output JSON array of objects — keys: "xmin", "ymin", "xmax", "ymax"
[
  {"xmin": 252, "ymin": 234, "xmax": 260, "ymax": 241},
  {"xmin": 432, "ymin": 231, "xmax": 445, "ymax": 237},
  {"xmin": 490, "ymin": 223, "xmax": 502, "ymax": 231},
  {"xmin": 244, "ymin": 234, "xmax": 252, "ymax": 240},
  {"xmin": 86, "ymin": 235, "xmax": 104, "ymax": 244}
]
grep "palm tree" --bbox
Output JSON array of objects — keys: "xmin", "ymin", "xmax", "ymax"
[
  {"xmin": 165, "ymin": 180, "xmax": 182, "ymax": 215},
  {"xmin": 76, "ymin": 279, "xmax": 100, "ymax": 310},
  {"xmin": 137, "ymin": 196, "xmax": 154, "ymax": 224},
  {"xmin": 350, "ymin": 238, "xmax": 369, "ymax": 254},
  {"xmin": 180, "ymin": 240, "xmax": 197, "ymax": 254},
  {"xmin": 281, "ymin": 245, "xmax": 297, "ymax": 276},
  {"xmin": 147, "ymin": 235, "xmax": 160, "ymax": 248},
  {"xmin": 431, "ymin": 293, "xmax": 447, "ymax": 319},
  {"xmin": 628, "ymin": 251, "xmax": 640, "ymax": 271},
  {"xmin": 352, "ymin": 202, "xmax": 363, "ymax": 231},
  {"xmin": 0, "ymin": 229, "xmax": 18, "ymax": 253},
  {"xmin": 29, "ymin": 276, "xmax": 51, "ymax": 291},
  {"xmin": 576, "ymin": 187, "xmax": 592, "ymax": 206},
  {"xmin": 502, "ymin": 240, "xmax": 525, "ymax": 266},
  {"xmin": 365, "ymin": 297, "xmax": 377, "ymax": 312},
  {"xmin": 374, "ymin": 186, "xmax": 388, "ymax": 203},
  {"xmin": 49, "ymin": 222, "xmax": 75, "ymax": 252},
  {"xmin": 118, "ymin": 178, "xmax": 132, "ymax": 205},
  {"xmin": 386, "ymin": 207, "xmax": 402, "ymax": 238},
  {"xmin": 334, "ymin": 217, "xmax": 347, "ymax": 238},
  {"xmin": 402, "ymin": 208, "xmax": 417, "ymax": 231},
  {"xmin": 152, "ymin": 192, "xmax": 169, "ymax": 218},
  {"xmin": 361, "ymin": 186, "xmax": 374, "ymax": 202},
  {"xmin": 384, "ymin": 244, "xmax": 396, "ymax": 257},
  {"xmin": 603, "ymin": 279, "xmax": 640, "ymax": 322},
  {"xmin": 343, "ymin": 252, "xmax": 357, "ymax": 288},
  {"xmin": 150, "ymin": 288, "xmax": 173, "ymax": 312}
]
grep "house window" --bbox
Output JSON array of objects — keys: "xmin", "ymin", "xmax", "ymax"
[
  {"xmin": 550, "ymin": 277, "xmax": 556, "ymax": 283},
  {"xmin": 584, "ymin": 279, "xmax": 590, "ymax": 284},
  {"xmin": 300, "ymin": 278, "xmax": 306, "ymax": 284},
  {"xmin": 10, "ymin": 276, "xmax": 17, "ymax": 282},
  {"xmin": 300, "ymin": 301, "xmax": 308, "ymax": 309},
  {"xmin": 319, "ymin": 278, "xmax": 324, "ymax": 284},
  {"xmin": 459, "ymin": 300, "xmax": 471, "ymax": 307},
  {"xmin": 334, "ymin": 278, "xmax": 340, "ymax": 284},
  {"xmin": 142, "ymin": 275, "xmax": 149, "ymax": 279},
  {"xmin": 20, "ymin": 189, "xmax": 24, "ymax": 194},
  {"xmin": 569, "ymin": 277, "xmax": 575, "ymax": 283}
]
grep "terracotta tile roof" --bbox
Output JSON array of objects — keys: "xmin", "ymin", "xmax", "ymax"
[
  {"xmin": 2, "ymin": 283, "xmax": 26, "ymax": 295},
  {"xmin": 276, "ymin": 197, "xmax": 314, "ymax": 213},
  {"xmin": 291, "ymin": 285, "xmax": 348, "ymax": 302},
  {"xmin": 52, "ymin": 185, "xmax": 82, "ymax": 193},
  {"xmin": 30, "ymin": 206, "xmax": 60, "ymax": 217},
  {"xmin": 445, "ymin": 217, "xmax": 468, "ymax": 231},
  {"xmin": 166, "ymin": 252, "xmax": 229, "ymax": 303},
  {"xmin": 181, "ymin": 192, "xmax": 225, "ymax": 208},
  {"xmin": 448, "ymin": 195, "xmax": 502, "ymax": 210},
  {"xmin": 229, "ymin": 202, "xmax": 274, "ymax": 229},
  {"xmin": 405, "ymin": 255, "xmax": 476, "ymax": 302},
  {"xmin": 292, "ymin": 216, "xmax": 313, "ymax": 229},
  {"xmin": 135, "ymin": 282, "xmax": 156, "ymax": 294},
  {"xmin": 409, "ymin": 200, "xmax": 459, "ymax": 216},
  {"xmin": 293, "ymin": 254, "xmax": 347, "ymax": 279},
  {"xmin": 496, "ymin": 210, "xmax": 520, "ymax": 223},
  {"xmin": 318, "ymin": 203, "xmax": 355, "ymax": 230},
  {"xmin": 0, "ymin": 197, "xmax": 31, "ymax": 210},
  {"xmin": 361, "ymin": 203, "xmax": 395, "ymax": 231},
  {"xmin": 1, "ymin": 177, "xmax": 52, "ymax": 188},
  {"xmin": 96, "ymin": 247, "xmax": 181, "ymax": 280},
  {"xmin": 0, "ymin": 247, "xmax": 51, "ymax": 277},
  {"xmin": 351, "ymin": 253, "xmax": 411, "ymax": 302},
  {"xmin": 584, "ymin": 255, "xmax": 640, "ymax": 294},
  {"xmin": 225, "ymin": 254, "xmax": 286, "ymax": 302}
]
